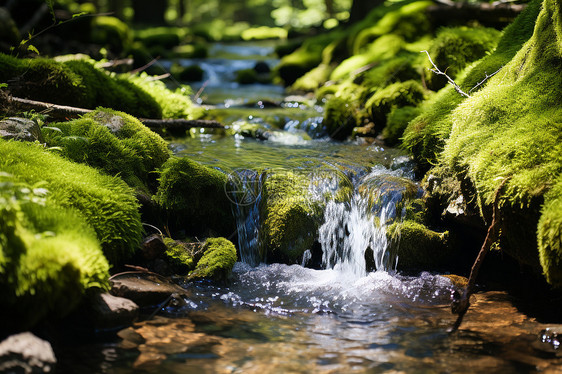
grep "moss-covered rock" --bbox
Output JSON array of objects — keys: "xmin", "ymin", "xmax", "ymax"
[
  {"xmin": 260, "ymin": 170, "xmax": 322, "ymax": 264},
  {"xmin": 538, "ymin": 176, "xmax": 562, "ymax": 286},
  {"xmin": 156, "ymin": 157, "xmax": 234, "ymax": 237},
  {"xmin": 403, "ymin": 0, "xmax": 542, "ymax": 170},
  {"xmin": 43, "ymin": 108, "xmax": 170, "ymax": 194},
  {"xmin": 365, "ymin": 80, "xmax": 426, "ymax": 131},
  {"xmin": 382, "ymin": 106, "xmax": 421, "ymax": 146},
  {"xmin": 423, "ymin": 26, "xmax": 501, "ymax": 91},
  {"xmin": 189, "ymin": 237, "xmax": 237, "ymax": 282},
  {"xmin": 388, "ymin": 220, "xmax": 452, "ymax": 271},
  {"xmin": 162, "ymin": 237, "xmax": 196, "ymax": 274},
  {"xmin": 323, "ymin": 95, "xmax": 360, "ymax": 141},
  {"xmin": 91, "ymin": 16, "xmax": 132, "ymax": 54},
  {"xmin": 0, "ymin": 139, "xmax": 142, "ymax": 265},
  {"xmin": 0, "ymin": 164, "xmax": 110, "ymax": 331},
  {"xmin": 433, "ymin": 0, "xmax": 562, "ymax": 285}
]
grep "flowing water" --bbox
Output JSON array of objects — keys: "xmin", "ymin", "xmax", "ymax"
[{"xmin": 56, "ymin": 42, "xmax": 562, "ymax": 373}]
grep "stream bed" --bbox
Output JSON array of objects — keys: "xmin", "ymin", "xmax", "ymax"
[{"xmin": 56, "ymin": 42, "xmax": 562, "ymax": 373}]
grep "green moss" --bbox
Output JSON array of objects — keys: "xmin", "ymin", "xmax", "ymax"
[
  {"xmin": 235, "ymin": 68, "xmax": 258, "ymax": 84},
  {"xmin": 0, "ymin": 174, "xmax": 109, "ymax": 330},
  {"xmin": 323, "ymin": 94, "xmax": 360, "ymax": 141},
  {"xmin": 127, "ymin": 73, "xmax": 204, "ymax": 119},
  {"xmin": 189, "ymin": 237, "xmax": 237, "ymax": 282},
  {"xmin": 403, "ymin": 0, "xmax": 542, "ymax": 169},
  {"xmin": 291, "ymin": 64, "xmax": 333, "ymax": 92},
  {"xmin": 366, "ymin": 80, "xmax": 426, "ymax": 130},
  {"xmin": 91, "ymin": 16, "xmax": 132, "ymax": 53},
  {"xmin": 352, "ymin": 1, "xmax": 433, "ymax": 52},
  {"xmin": 156, "ymin": 157, "xmax": 234, "ymax": 237},
  {"xmin": 438, "ymin": 0, "xmax": 562, "ymax": 284},
  {"xmin": 43, "ymin": 108, "xmax": 170, "ymax": 193},
  {"xmin": 241, "ymin": 26, "xmax": 287, "ymax": 41},
  {"xmin": 134, "ymin": 27, "xmax": 183, "ymax": 49},
  {"xmin": 423, "ymin": 26, "xmax": 501, "ymax": 91},
  {"xmin": 361, "ymin": 54, "xmax": 420, "ymax": 89},
  {"xmin": 163, "ymin": 237, "xmax": 195, "ymax": 274},
  {"xmin": 538, "ymin": 176, "xmax": 562, "ymax": 286},
  {"xmin": 331, "ymin": 34, "xmax": 405, "ymax": 82},
  {"xmin": 0, "ymin": 139, "xmax": 142, "ymax": 265},
  {"xmin": 383, "ymin": 106, "xmax": 421, "ymax": 146},
  {"xmin": 388, "ymin": 220, "xmax": 452, "ymax": 271},
  {"xmin": 261, "ymin": 171, "xmax": 320, "ymax": 263}
]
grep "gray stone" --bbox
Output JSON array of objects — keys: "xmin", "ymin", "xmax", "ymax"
[
  {"xmin": 110, "ymin": 273, "xmax": 190, "ymax": 307},
  {"xmin": 0, "ymin": 117, "xmax": 45, "ymax": 143},
  {"xmin": 0, "ymin": 332, "xmax": 56, "ymax": 373},
  {"xmin": 89, "ymin": 292, "xmax": 139, "ymax": 329}
]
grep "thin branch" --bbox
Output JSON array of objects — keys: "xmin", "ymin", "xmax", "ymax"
[
  {"xmin": 468, "ymin": 66, "xmax": 503, "ymax": 95},
  {"xmin": 421, "ymin": 50, "xmax": 470, "ymax": 98},
  {"xmin": 449, "ymin": 177, "xmax": 510, "ymax": 332}
]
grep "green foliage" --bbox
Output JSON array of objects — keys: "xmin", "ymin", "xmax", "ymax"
[
  {"xmin": 91, "ymin": 16, "xmax": 132, "ymax": 53},
  {"xmin": 0, "ymin": 173, "xmax": 110, "ymax": 330},
  {"xmin": 538, "ymin": 176, "xmax": 562, "ymax": 286},
  {"xmin": 0, "ymin": 139, "xmax": 142, "ymax": 265},
  {"xmin": 365, "ymin": 80, "xmax": 426, "ymax": 128},
  {"xmin": 134, "ymin": 27, "xmax": 183, "ymax": 49},
  {"xmin": 43, "ymin": 108, "xmax": 170, "ymax": 193},
  {"xmin": 423, "ymin": 26, "xmax": 501, "ymax": 90},
  {"xmin": 156, "ymin": 157, "xmax": 234, "ymax": 237},
  {"xmin": 403, "ymin": 0, "xmax": 542, "ymax": 169},
  {"xmin": 241, "ymin": 26, "xmax": 287, "ymax": 40},
  {"xmin": 189, "ymin": 237, "xmax": 237, "ymax": 282}
]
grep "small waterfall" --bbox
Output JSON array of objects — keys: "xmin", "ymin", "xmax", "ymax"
[
  {"xmin": 318, "ymin": 167, "xmax": 419, "ymax": 278},
  {"xmin": 227, "ymin": 169, "xmax": 264, "ymax": 266}
]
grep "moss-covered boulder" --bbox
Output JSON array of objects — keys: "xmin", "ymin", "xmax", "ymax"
[
  {"xmin": 189, "ymin": 237, "xmax": 237, "ymax": 282},
  {"xmin": 388, "ymin": 220, "xmax": 452, "ymax": 271},
  {"xmin": 382, "ymin": 106, "xmax": 421, "ymax": 146},
  {"xmin": 0, "ymin": 167, "xmax": 110, "ymax": 331},
  {"xmin": 260, "ymin": 171, "xmax": 321, "ymax": 264},
  {"xmin": 156, "ymin": 157, "xmax": 234, "ymax": 237},
  {"xmin": 403, "ymin": 0, "xmax": 542, "ymax": 170},
  {"xmin": 91, "ymin": 16, "xmax": 132, "ymax": 54},
  {"xmin": 365, "ymin": 80, "xmax": 426, "ymax": 131},
  {"xmin": 323, "ymin": 95, "xmax": 360, "ymax": 141},
  {"xmin": 437, "ymin": 0, "xmax": 562, "ymax": 285},
  {"xmin": 162, "ymin": 237, "xmax": 197, "ymax": 274},
  {"xmin": 43, "ymin": 108, "xmax": 170, "ymax": 193},
  {"xmin": 0, "ymin": 139, "xmax": 142, "ymax": 265},
  {"xmin": 423, "ymin": 26, "xmax": 501, "ymax": 91}
]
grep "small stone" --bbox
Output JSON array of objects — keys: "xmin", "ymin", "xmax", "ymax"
[
  {"xmin": 89, "ymin": 292, "xmax": 139, "ymax": 329},
  {"xmin": 141, "ymin": 234, "xmax": 167, "ymax": 261},
  {"xmin": 110, "ymin": 273, "xmax": 190, "ymax": 307},
  {"xmin": 0, "ymin": 332, "xmax": 56, "ymax": 373},
  {"xmin": 0, "ymin": 117, "xmax": 44, "ymax": 143}
]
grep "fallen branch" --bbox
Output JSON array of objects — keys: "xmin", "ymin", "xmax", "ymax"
[
  {"xmin": 421, "ymin": 50, "xmax": 502, "ymax": 98},
  {"xmin": 6, "ymin": 96, "xmax": 223, "ymax": 130},
  {"xmin": 449, "ymin": 177, "xmax": 510, "ymax": 332}
]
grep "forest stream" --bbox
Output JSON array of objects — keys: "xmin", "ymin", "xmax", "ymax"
[{"xmin": 52, "ymin": 42, "xmax": 562, "ymax": 373}]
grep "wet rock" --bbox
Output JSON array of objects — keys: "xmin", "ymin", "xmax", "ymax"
[
  {"xmin": 0, "ymin": 332, "xmax": 56, "ymax": 373},
  {"xmin": 110, "ymin": 273, "xmax": 190, "ymax": 307},
  {"xmin": 140, "ymin": 234, "xmax": 167, "ymax": 261},
  {"xmin": 0, "ymin": 117, "xmax": 44, "ymax": 143},
  {"xmin": 254, "ymin": 61, "xmax": 271, "ymax": 74},
  {"xmin": 88, "ymin": 292, "xmax": 139, "ymax": 329}
]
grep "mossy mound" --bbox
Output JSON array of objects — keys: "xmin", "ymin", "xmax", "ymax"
[
  {"xmin": 43, "ymin": 108, "xmax": 170, "ymax": 193},
  {"xmin": 91, "ymin": 16, "xmax": 132, "ymax": 54},
  {"xmin": 260, "ymin": 171, "xmax": 321, "ymax": 264},
  {"xmin": 0, "ymin": 139, "xmax": 142, "ymax": 265},
  {"xmin": 388, "ymin": 220, "xmax": 452, "ymax": 271},
  {"xmin": 403, "ymin": 0, "xmax": 542, "ymax": 170},
  {"xmin": 323, "ymin": 95, "xmax": 360, "ymax": 141},
  {"xmin": 162, "ymin": 237, "xmax": 196, "ymax": 274},
  {"xmin": 156, "ymin": 157, "xmax": 234, "ymax": 237},
  {"xmin": 383, "ymin": 106, "xmax": 421, "ymax": 146},
  {"xmin": 440, "ymin": 0, "xmax": 562, "ymax": 285},
  {"xmin": 423, "ymin": 26, "xmax": 501, "ymax": 90},
  {"xmin": 189, "ymin": 237, "xmax": 237, "ymax": 283},
  {"xmin": 291, "ymin": 64, "xmax": 333, "ymax": 92},
  {"xmin": 365, "ymin": 80, "xmax": 426, "ymax": 131}
]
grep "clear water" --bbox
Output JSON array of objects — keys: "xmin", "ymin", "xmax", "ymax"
[{"xmin": 55, "ymin": 42, "xmax": 562, "ymax": 373}]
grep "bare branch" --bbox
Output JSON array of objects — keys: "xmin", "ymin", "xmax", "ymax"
[
  {"xmin": 421, "ymin": 50, "xmax": 470, "ymax": 98},
  {"xmin": 468, "ymin": 66, "xmax": 503, "ymax": 95}
]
